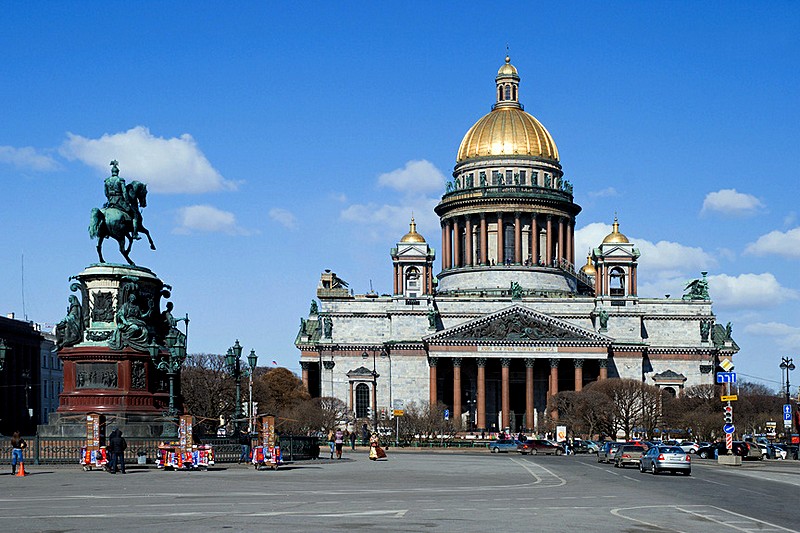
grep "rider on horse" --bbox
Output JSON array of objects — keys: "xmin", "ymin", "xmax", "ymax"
[{"xmin": 104, "ymin": 160, "xmax": 141, "ymax": 240}]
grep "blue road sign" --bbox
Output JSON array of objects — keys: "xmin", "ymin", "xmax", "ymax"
[
  {"xmin": 716, "ymin": 372, "xmax": 737, "ymax": 384},
  {"xmin": 444, "ymin": 409, "xmax": 450, "ymax": 420},
  {"xmin": 723, "ymin": 423, "xmax": 735, "ymax": 434},
  {"xmin": 784, "ymin": 404, "xmax": 792, "ymax": 421}
]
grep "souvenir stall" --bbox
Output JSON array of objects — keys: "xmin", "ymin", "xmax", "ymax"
[
  {"xmin": 252, "ymin": 415, "xmax": 281, "ymax": 470},
  {"xmin": 157, "ymin": 415, "xmax": 214, "ymax": 470},
  {"xmin": 80, "ymin": 413, "xmax": 108, "ymax": 471}
]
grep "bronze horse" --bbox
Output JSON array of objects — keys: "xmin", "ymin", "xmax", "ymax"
[{"xmin": 89, "ymin": 181, "xmax": 156, "ymax": 265}]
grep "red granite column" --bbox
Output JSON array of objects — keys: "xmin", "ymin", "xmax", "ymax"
[
  {"xmin": 501, "ymin": 358, "xmax": 511, "ymax": 429},
  {"xmin": 480, "ymin": 214, "xmax": 488, "ymax": 265},
  {"xmin": 301, "ymin": 361, "xmax": 310, "ymax": 391},
  {"xmin": 531, "ymin": 214, "xmax": 539, "ymax": 265},
  {"xmin": 453, "ymin": 217, "xmax": 461, "ymax": 268},
  {"xmin": 567, "ymin": 219, "xmax": 574, "ymax": 265},
  {"xmin": 477, "ymin": 358, "xmax": 487, "ymax": 430},
  {"xmin": 558, "ymin": 216, "xmax": 565, "ymax": 264},
  {"xmin": 429, "ymin": 357, "xmax": 438, "ymax": 406},
  {"xmin": 441, "ymin": 223, "xmax": 447, "ymax": 271},
  {"xmin": 599, "ymin": 358, "xmax": 608, "ymax": 380},
  {"xmin": 444, "ymin": 220, "xmax": 452, "ymax": 269},
  {"xmin": 549, "ymin": 358, "xmax": 559, "ymax": 397},
  {"xmin": 349, "ymin": 381, "xmax": 354, "ymax": 410},
  {"xmin": 525, "ymin": 358, "xmax": 534, "ymax": 431},
  {"xmin": 496, "ymin": 212, "xmax": 504, "ymax": 265},
  {"xmin": 546, "ymin": 215, "xmax": 553, "ymax": 266},
  {"xmin": 574, "ymin": 358, "xmax": 584, "ymax": 392},
  {"xmin": 465, "ymin": 217, "xmax": 473, "ymax": 266},
  {"xmin": 453, "ymin": 358, "xmax": 462, "ymax": 427},
  {"xmin": 514, "ymin": 212, "xmax": 522, "ymax": 264}
]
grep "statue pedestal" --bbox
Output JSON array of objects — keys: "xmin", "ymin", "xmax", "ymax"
[{"xmin": 40, "ymin": 263, "xmax": 182, "ymax": 438}]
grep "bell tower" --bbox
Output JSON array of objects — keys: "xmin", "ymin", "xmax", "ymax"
[
  {"xmin": 593, "ymin": 216, "xmax": 640, "ymax": 298},
  {"xmin": 391, "ymin": 218, "xmax": 435, "ymax": 298}
]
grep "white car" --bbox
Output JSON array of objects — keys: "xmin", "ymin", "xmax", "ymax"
[{"xmin": 678, "ymin": 442, "xmax": 699, "ymax": 454}]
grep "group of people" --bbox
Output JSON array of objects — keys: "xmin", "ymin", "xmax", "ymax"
[{"xmin": 325, "ymin": 428, "xmax": 387, "ymax": 461}]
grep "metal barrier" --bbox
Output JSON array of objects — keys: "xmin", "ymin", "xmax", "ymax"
[{"xmin": 0, "ymin": 435, "xmax": 321, "ymax": 465}]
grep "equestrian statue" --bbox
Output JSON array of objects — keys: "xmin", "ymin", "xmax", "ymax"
[{"xmin": 89, "ymin": 160, "xmax": 156, "ymax": 265}]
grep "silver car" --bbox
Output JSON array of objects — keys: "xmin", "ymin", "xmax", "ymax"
[{"xmin": 639, "ymin": 446, "xmax": 691, "ymax": 475}]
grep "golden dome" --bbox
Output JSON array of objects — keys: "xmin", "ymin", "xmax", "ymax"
[
  {"xmin": 602, "ymin": 216, "xmax": 630, "ymax": 244},
  {"xmin": 497, "ymin": 55, "xmax": 519, "ymax": 79},
  {"xmin": 580, "ymin": 252, "xmax": 596, "ymax": 276},
  {"xmin": 457, "ymin": 107, "xmax": 559, "ymax": 163},
  {"xmin": 400, "ymin": 217, "xmax": 426, "ymax": 243}
]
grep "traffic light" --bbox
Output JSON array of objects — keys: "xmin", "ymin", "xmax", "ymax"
[{"xmin": 723, "ymin": 405, "xmax": 733, "ymax": 424}]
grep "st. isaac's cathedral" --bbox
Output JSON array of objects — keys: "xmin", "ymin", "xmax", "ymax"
[{"xmin": 296, "ymin": 56, "xmax": 738, "ymax": 432}]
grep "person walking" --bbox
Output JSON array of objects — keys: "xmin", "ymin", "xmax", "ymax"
[
  {"xmin": 335, "ymin": 429, "xmax": 344, "ymax": 459},
  {"xmin": 10, "ymin": 431, "xmax": 26, "ymax": 475},
  {"xmin": 327, "ymin": 430, "xmax": 335, "ymax": 459},
  {"xmin": 107, "ymin": 428, "xmax": 127, "ymax": 474},
  {"xmin": 238, "ymin": 429, "xmax": 251, "ymax": 464},
  {"xmin": 349, "ymin": 430, "xmax": 356, "ymax": 451}
]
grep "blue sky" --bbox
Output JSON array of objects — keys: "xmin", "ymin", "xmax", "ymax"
[{"xmin": 1, "ymin": 3, "xmax": 798, "ymax": 392}]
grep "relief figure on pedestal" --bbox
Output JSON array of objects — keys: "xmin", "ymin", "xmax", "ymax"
[
  {"xmin": 160, "ymin": 301, "xmax": 187, "ymax": 349},
  {"xmin": 91, "ymin": 291, "xmax": 115, "ymax": 322},
  {"xmin": 109, "ymin": 283, "xmax": 153, "ymax": 352}
]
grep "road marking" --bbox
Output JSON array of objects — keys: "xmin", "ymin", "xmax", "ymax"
[
  {"xmin": 509, "ymin": 457, "xmax": 567, "ymax": 486},
  {"xmin": 611, "ymin": 504, "xmax": 799, "ymax": 533}
]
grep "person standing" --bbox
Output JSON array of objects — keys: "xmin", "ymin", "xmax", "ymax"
[
  {"xmin": 107, "ymin": 428, "xmax": 127, "ymax": 474},
  {"xmin": 238, "ymin": 429, "xmax": 251, "ymax": 463},
  {"xmin": 335, "ymin": 429, "xmax": 344, "ymax": 459},
  {"xmin": 327, "ymin": 430, "xmax": 335, "ymax": 459},
  {"xmin": 349, "ymin": 430, "xmax": 356, "ymax": 451},
  {"xmin": 10, "ymin": 432, "xmax": 26, "ymax": 475}
]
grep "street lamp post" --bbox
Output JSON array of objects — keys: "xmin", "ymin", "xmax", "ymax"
[
  {"xmin": 780, "ymin": 357, "xmax": 795, "ymax": 437},
  {"xmin": 225, "ymin": 340, "xmax": 257, "ymax": 434},
  {"xmin": 148, "ymin": 335, "xmax": 187, "ymax": 438},
  {"xmin": 362, "ymin": 347, "xmax": 387, "ymax": 429},
  {"xmin": 247, "ymin": 349, "xmax": 258, "ymax": 433}
]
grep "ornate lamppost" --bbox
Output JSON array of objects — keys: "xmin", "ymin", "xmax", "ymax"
[
  {"xmin": 225, "ymin": 340, "xmax": 257, "ymax": 434},
  {"xmin": 247, "ymin": 349, "xmax": 258, "ymax": 433},
  {"xmin": 148, "ymin": 335, "xmax": 187, "ymax": 438}
]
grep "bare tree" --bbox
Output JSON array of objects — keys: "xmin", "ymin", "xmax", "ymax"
[{"xmin": 180, "ymin": 353, "xmax": 234, "ymax": 435}]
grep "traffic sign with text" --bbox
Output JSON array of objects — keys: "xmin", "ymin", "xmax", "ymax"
[
  {"xmin": 720, "ymin": 395, "xmax": 738, "ymax": 402},
  {"xmin": 716, "ymin": 372, "xmax": 736, "ymax": 384}
]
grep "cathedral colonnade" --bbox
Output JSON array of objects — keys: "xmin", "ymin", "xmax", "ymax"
[
  {"xmin": 440, "ymin": 213, "xmax": 575, "ymax": 270},
  {"xmin": 427, "ymin": 355, "xmax": 608, "ymax": 432}
]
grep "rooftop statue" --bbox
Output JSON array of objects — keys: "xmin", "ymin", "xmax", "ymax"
[
  {"xmin": 89, "ymin": 160, "xmax": 156, "ymax": 265},
  {"xmin": 682, "ymin": 271, "xmax": 710, "ymax": 301}
]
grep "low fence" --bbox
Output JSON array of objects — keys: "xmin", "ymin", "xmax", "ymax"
[{"xmin": 0, "ymin": 435, "xmax": 319, "ymax": 465}]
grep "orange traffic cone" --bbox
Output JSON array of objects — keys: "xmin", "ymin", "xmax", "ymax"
[{"xmin": 15, "ymin": 463, "xmax": 26, "ymax": 477}]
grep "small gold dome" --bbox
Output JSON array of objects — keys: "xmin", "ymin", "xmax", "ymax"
[
  {"xmin": 602, "ymin": 216, "xmax": 630, "ymax": 244},
  {"xmin": 580, "ymin": 252, "xmax": 596, "ymax": 276},
  {"xmin": 497, "ymin": 55, "xmax": 519, "ymax": 79},
  {"xmin": 457, "ymin": 107, "xmax": 559, "ymax": 162},
  {"xmin": 400, "ymin": 217, "xmax": 426, "ymax": 243}
]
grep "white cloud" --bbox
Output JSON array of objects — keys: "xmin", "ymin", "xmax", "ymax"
[
  {"xmin": 377, "ymin": 160, "xmax": 446, "ymax": 194},
  {"xmin": 707, "ymin": 273, "xmax": 798, "ymax": 308},
  {"xmin": 174, "ymin": 205, "xmax": 250, "ymax": 235},
  {"xmin": 60, "ymin": 126, "xmax": 236, "ymax": 194},
  {"xmin": 744, "ymin": 227, "xmax": 800, "ymax": 258},
  {"xmin": 701, "ymin": 189, "xmax": 764, "ymax": 216},
  {"xmin": 341, "ymin": 198, "xmax": 440, "ymax": 241},
  {"xmin": 0, "ymin": 145, "xmax": 59, "ymax": 171},
  {"xmin": 744, "ymin": 322, "xmax": 800, "ymax": 350},
  {"xmin": 269, "ymin": 208, "xmax": 298, "ymax": 230},
  {"xmin": 587, "ymin": 186, "xmax": 619, "ymax": 198}
]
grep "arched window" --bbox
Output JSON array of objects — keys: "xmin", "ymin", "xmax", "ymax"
[
  {"xmin": 609, "ymin": 267, "xmax": 626, "ymax": 296},
  {"xmin": 504, "ymin": 85, "xmax": 511, "ymax": 100},
  {"xmin": 355, "ymin": 383, "xmax": 370, "ymax": 418},
  {"xmin": 512, "ymin": 85, "xmax": 517, "ymax": 101},
  {"xmin": 498, "ymin": 86, "xmax": 503, "ymax": 101},
  {"xmin": 405, "ymin": 267, "xmax": 420, "ymax": 295}
]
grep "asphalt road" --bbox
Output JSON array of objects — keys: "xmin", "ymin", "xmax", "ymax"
[{"xmin": 1, "ymin": 450, "xmax": 798, "ymax": 532}]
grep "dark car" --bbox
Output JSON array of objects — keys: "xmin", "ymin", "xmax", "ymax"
[
  {"xmin": 695, "ymin": 441, "xmax": 752, "ymax": 459},
  {"xmin": 570, "ymin": 440, "xmax": 593, "ymax": 454},
  {"xmin": 519, "ymin": 439, "xmax": 564, "ymax": 455}
]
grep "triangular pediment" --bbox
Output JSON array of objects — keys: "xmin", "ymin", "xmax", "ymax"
[
  {"xmin": 346, "ymin": 366, "xmax": 375, "ymax": 377},
  {"xmin": 424, "ymin": 305, "xmax": 611, "ymax": 345}
]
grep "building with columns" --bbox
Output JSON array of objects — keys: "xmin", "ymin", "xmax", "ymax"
[{"xmin": 296, "ymin": 57, "xmax": 738, "ymax": 432}]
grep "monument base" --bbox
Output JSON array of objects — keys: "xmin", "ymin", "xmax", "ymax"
[{"xmin": 717, "ymin": 454, "xmax": 742, "ymax": 466}]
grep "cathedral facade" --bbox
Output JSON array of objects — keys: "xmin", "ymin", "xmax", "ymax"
[{"xmin": 296, "ymin": 57, "xmax": 737, "ymax": 432}]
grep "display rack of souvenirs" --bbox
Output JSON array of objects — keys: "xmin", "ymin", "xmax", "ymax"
[
  {"xmin": 80, "ymin": 413, "xmax": 108, "ymax": 471},
  {"xmin": 156, "ymin": 415, "xmax": 214, "ymax": 471},
  {"xmin": 252, "ymin": 415, "xmax": 282, "ymax": 470},
  {"xmin": 80, "ymin": 446, "xmax": 108, "ymax": 471}
]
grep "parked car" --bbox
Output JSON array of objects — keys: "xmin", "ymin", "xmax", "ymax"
[
  {"xmin": 520, "ymin": 439, "xmax": 564, "ymax": 455},
  {"xmin": 613, "ymin": 444, "xmax": 646, "ymax": 468},
  {"xmin": 695, "ymin": 441, "xmax": 759, "ymax": 459},
  {"xmin": 773, "ymin": 443, "xmax": 799, "ymax": 460},
  {"xmin": 677, "ymin": 442, "xmax": 700, "ymax": 454},
  {"xmin": 489, "ymin": 439, "xmax": 523, "ymax": 453},
  {"xmin": 570, "ymin": 440, "xmax": 593, "ymax": 454},
  {"xmin": 584, "ymin": 440, "xmax": 602, "ymax": 453},
  {"xmin": 639, "ymin": 445, "xmax": 691, "ymax": 475},
  {"xmin": 597, "ymin": 441, "xmax": 623, "ymax": 463}
]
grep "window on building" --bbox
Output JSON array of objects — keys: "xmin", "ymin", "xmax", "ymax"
[
  {"xmin": 610, "ymin": 267, "xmax": 626, "ymax": 296},
  {"xmin": 519, "ymin": 170, "xmax": 526, "ymax": 185},
  {"xmin": 355, "ymin": 383, "xmax": 370, "ymax": 418},
  {"xmin": 504, "ymin": 85, "xmax": 511, "ymax": 100},
  {"xmin": 479, "ymin": 171, "xmax": 486, "ymax": 185},
  {"xmin": 504, "ymin": 223, "xmax": 515, "ymax": 264},
  {"xmin": 492, "ymin": 170, "xmax": 501, "ymax": 185},
  {"xmin": 405, "ymin": 267, "xmax": 420, "ymax": 292},
  {"xmin": 505, "ymin": 170, "xmax": 513, "ymax": 184},
  {"xmin": 512, "ymin": 85, "xmax": 517, "ymax": 101}
]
